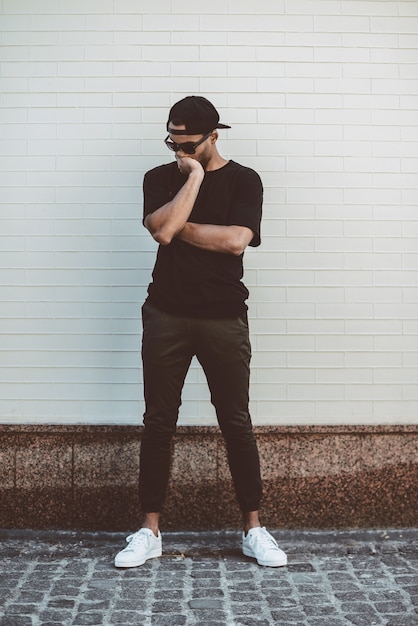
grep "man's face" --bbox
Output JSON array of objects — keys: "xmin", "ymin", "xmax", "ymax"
[{"xmin": 167, "ymin": 124, "xmax": 216, "ymax": 169}]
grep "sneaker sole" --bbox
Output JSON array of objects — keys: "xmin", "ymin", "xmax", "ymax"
[
  {"xmin": 242, "ymin": 546, "xmax": 287, "ymax": 568},
  {"xmin": 114, "ymin": 548, "xmax": 162, "ymax": 568}
]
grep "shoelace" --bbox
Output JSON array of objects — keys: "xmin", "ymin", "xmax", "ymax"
[
  {"xmin": 251, "ymin": 528, "xmax": 278, "ymax": 549},
  {"xmin": 126, "ymin": 531, "xmax": 148, "ymax": 550}
]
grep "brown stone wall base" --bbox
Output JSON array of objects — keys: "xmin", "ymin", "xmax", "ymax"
[{"xmin": 0, "ymin": 425, "xmax": 417, "ymax": 531}]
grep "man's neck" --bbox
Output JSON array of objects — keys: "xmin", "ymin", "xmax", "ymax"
[{"xmin": 205, "ymin": 155, "xmax": 229, "ymax": 172}]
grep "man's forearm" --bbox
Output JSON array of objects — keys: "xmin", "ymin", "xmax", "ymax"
[
  {"xmin": 144, "ymin": 170, "xmax": 204, "ymax": 246},
  {"xmin": 177, "ymin": 222, "xmax": 253, "ymax": 256}
]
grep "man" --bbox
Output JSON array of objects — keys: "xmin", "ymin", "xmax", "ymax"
[{"xmin": 115, "ymin": 96, "xmax": 287, "ymax": 569}]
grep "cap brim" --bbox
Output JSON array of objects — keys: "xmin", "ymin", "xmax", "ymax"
[{"xmin": 167, "ymin": 123, "xmax": 231, "ymax": 135}]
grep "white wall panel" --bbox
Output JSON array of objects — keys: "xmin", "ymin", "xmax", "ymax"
[{"xmin": 0, "ymin": 0, "xmax": 417, "ymax": 424}]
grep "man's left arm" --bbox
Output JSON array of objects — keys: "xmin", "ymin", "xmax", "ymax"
[{"xmin": 176, "ymin": 223, "xmax": 254, "ymax": 256}]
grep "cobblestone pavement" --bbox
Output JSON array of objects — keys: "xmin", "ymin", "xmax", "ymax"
[{"xmin": 1, "ymin": 528, "xmax": 418, "ymax": 625}]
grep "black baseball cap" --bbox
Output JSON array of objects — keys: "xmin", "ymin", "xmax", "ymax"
[{"xmin": 167, "ymin": 96, "xmax": 231, "ymax": 135}]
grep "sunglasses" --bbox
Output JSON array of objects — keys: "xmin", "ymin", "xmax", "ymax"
[{"xmin": 164, "ymin": 131, "xmax": 212, "ymax": 155}]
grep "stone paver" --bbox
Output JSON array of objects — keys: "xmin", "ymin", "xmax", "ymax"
[{"xmin": 0, "ymin": 529, "xmax": 417, "ymax": 625}]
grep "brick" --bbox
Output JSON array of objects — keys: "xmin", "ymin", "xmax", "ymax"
[
  {"xmin": 287, "ymin": 0, "xmax": 339, "ymax": 15},
  {"xmin": 143, "ymin": 13, "xmax": 198, "ymax": 31},
  {"xmin": 315, "ymin": 15, "xmax": 371, "ymax": 32},
  {"xmin": 372, "ymin": 16, "xmax": 418, "ymax": 33}
]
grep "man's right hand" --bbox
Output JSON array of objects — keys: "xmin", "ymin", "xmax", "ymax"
[{"xmin": 175, "ymin": 154, "xmax": 205, "ymax": 177}]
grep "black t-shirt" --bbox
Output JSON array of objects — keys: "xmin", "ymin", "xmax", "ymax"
[{"xmin": 143, "ymin": 159, "xmax": 263, "ymax": 318}]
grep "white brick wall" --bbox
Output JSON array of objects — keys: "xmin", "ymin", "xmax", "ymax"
[{"xmin": 0, "ymin": 0, "xmax": 417, "ymax": 425}]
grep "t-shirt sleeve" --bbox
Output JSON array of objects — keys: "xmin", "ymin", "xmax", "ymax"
[
  {"xmin": 143, "ymin": 164, "xmax": 188, "ymax": 225},
  {"xmin": 229, "ymin": 167, "xmax": 263, "ymax": 247},
  {"xmin": 142, "ymin": 167, "xmax": 168, "ymax": 223}
]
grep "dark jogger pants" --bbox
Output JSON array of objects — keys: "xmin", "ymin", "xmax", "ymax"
[{"xmin": 139, "ymin": 301, "xmax": 263, "ymax": 513}]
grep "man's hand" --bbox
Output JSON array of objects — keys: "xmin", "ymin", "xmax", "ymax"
[{"xmin": 175, "ymin": 154, "xmax": 205, "ymax": 177}]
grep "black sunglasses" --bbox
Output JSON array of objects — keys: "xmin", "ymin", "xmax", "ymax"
[{"xmin": 164, "ymin": 131, "xmax": 212, "ymax": 155}]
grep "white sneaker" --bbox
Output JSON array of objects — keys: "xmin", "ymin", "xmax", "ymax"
[
  {"xmin": 242, "ymin": 527, "xmax": 287, "ymax": 567},
  {"xmin": 114, "ymin": 528, "xmax": 162, "ymax": 568}
]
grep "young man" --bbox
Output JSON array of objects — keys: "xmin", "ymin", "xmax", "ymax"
[{"xmin": 115, "ymin": 96, "xmax": 287, "ymax": 569}]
